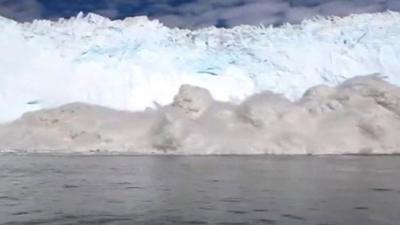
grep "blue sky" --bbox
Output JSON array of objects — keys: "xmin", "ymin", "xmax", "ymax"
[{"xmin": 0, "ymin": 0, "xmax": 399, "ymax": 28}]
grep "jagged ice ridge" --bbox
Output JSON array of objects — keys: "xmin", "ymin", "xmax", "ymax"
[{"xmin": 1, "ymin": 12, "xmax": 400, "ymax": 123}]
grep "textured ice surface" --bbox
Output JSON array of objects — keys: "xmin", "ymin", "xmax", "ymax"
[
  {"xmin": 1, "ymin": 75, "xmax": 400, "ymax": 155},
  {"xmin": 1, "ymin": 12, "xmax": 400, "ymax": 122}
]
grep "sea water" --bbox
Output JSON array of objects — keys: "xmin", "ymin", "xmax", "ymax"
[{"xmin": 0, "ymin": 155, "xmax": 399, "ymax": 225}]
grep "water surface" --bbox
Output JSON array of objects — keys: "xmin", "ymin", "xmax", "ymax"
[{"xmin": 0, "ymin": 155, "xmax": 400, "ymax": 224}]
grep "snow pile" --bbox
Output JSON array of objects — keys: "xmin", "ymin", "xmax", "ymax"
[
  {"xmin": 1, "ymin": 12, "xmax": 400, "ymax": 123},
  {"xmin": 1, "ymin": 75, "xmax": 400, "ymax": 155}
]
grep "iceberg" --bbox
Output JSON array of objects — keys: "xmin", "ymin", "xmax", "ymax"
[{"xmin": 1, "ymin": 12, "xmax": 400, "ymax": 123}]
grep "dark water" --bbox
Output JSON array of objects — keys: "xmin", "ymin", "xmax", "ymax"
[{"xmin": 0, "ymin": 156, "xmax": 400, "ymax": 225}]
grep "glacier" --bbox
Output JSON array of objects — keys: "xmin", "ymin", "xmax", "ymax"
[{"xmin": 1, "ymin": 12, "xmax": 400, "ymax": 123}]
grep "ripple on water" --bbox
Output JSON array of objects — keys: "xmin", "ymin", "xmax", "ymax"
[
  {"xmin": 177, "ymin": 220, "xmax": 209, "ymax": 224},
  {"xmin": 62, "ymin": 184, "xmax": 79, "ymax": 189},
  {"xmin": 253, "ymin": 208, "xmax": 269, "ymax": 212},
  {"xmin": 199, "ymin": 206, "xmax": 215, "ymax": 211},
  {"xmin": 217, "ymin": 222, "xmax": 248, "ymax": 225},
  {"xmin": 370, "ymin": 188, "xmax": 393, "ymax": 192},
  {"xmin": 281, "ymin": 214, "xmax": 306, "ymax": 221},
  {"xmin": 227, "ymin": 210, "xmax": 248, "ymax": 215},
  {"xmin": 11, "ymin": 211, "xmax": 29, "ymax": 216},
  {"xmin": 208, "ymin": 179, "xmax": 220, "ymax": 183},
  {"xmin": 0, "ymin": 196, "xmax": 19, "ymax": 201},
  {"xmin": 220, "ymin": 197, "xmax": 242, "ymax": 203},
  {"xmin": 125, "ymin": 186, "xmax": 143, "ymax": 189},
  {"xmin": 114, "ymin": 182, "xmax": 132, "ymax": 185},
  {"xmin": 255, "ymin": 218, "xmax": 277, "ymax": 224},
  {"xmin": 106, "ymin": 199, "xmax": 125, "ymax": 204}
]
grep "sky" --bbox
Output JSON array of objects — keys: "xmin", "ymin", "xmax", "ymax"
[{"xmin": 0, "ymin": 0, "xmax": 399, "ymax": 28}]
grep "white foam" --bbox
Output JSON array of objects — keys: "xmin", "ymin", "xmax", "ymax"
[{"xmin": 1, "ymin": 12, "xmax": 400, "ymax": 122}]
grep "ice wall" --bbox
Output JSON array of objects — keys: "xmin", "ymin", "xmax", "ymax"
[{"xmin": 1, "ymin": 12, "xmax": 400, "ymax": 123}]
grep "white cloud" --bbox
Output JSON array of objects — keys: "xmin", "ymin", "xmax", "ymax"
[
  {"xmin": 387, "ymin": 0, "xmax": 400, "ymax": 11},
  {"xmin": 0, "ymin": 0, "xmax": 42, "ymax": 21},
  {"xmin": 284, "ymin": 6, "xmax": 319, "ymax": 23},
  {"xmin": 318, "ymin": 0, "xmax": 384, "ymax": 17},
  {"xmin": 0, "ymin": 0, "xmax": 398, "ymax": 28},
  {"xmin": 147, "ymin": 0, "xmax": 399, "ymax": 28}
]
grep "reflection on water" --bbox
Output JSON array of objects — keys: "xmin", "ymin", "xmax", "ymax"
[{"xmin": 0, "ymin": 155, "xmax": 400, "ymax": 224}]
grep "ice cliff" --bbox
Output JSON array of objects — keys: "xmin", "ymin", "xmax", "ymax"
[
  {"xmin": 1, "ymin": 12, "xmax": 400, "ymax": 123},
  {"xmin": 1, "ymin": 75, "xmax": 400, "ymax": 155}
]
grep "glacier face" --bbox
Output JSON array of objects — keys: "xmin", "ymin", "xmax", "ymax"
[{"xmin": 1, "ymin": 12, "xmax": 400, "ymax": 123}]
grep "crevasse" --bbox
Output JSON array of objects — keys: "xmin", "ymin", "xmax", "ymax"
[{"xmin": 0, "ymin": 12, "xmax": 400, "ymax": 123}]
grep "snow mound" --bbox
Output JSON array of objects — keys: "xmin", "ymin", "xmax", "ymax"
[{"xmin": 1, "ymin": 12, "xmax": 400, "ymax": 123}]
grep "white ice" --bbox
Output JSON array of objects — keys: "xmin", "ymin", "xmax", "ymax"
[{"xmin": 0, "ymin": 12, "xmax": 400, "ymax": 123}]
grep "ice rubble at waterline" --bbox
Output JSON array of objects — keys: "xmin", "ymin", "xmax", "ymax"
[{"xmin": 1, "ymin": 75, "xmax": 400, "ymax": 155}]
